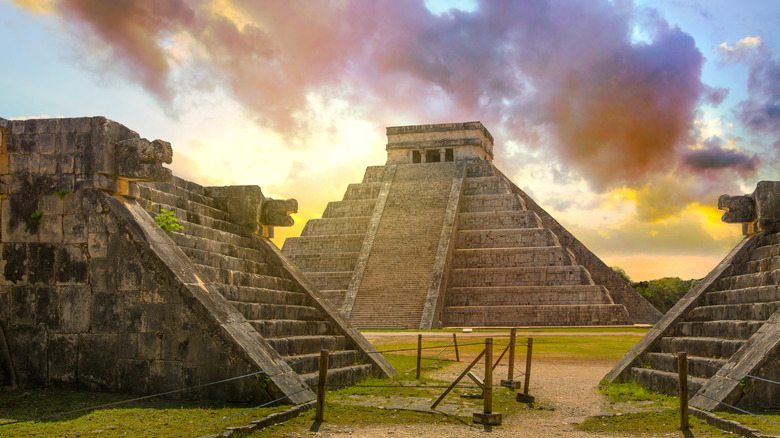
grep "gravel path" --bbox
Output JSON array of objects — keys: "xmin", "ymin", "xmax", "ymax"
[{"xmin": 302, "ymin": 357, "xmax": 620, "ymax": 437}]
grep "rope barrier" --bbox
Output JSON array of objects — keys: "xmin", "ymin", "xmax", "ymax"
[
  {"xmin": 698, "ymin": 361, "xmax": 780, "ymax": 387},
  {"xmin": 0, "ymin": 357, "xmax": 309, "ymax": 427},
  {"xmin": 184, "ymin": 388, "xmax": 311, "ymax": 436},
  {"xmin": 693, "ymin": 392, "xmax": 780, "ymax": 429}
]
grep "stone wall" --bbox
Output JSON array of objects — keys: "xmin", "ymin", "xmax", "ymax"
[{"xmin": 0, "ymin": 117, "xmax": 309, "ymax": 402}]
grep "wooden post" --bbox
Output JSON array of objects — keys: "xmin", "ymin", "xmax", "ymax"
[
  {"xmin": 315, "ymin": 349, "xmax": 329, "ymax": 422},
  {"xmin": 484, "ymin": 338, "xmax": 493, "ymax": 414},
  {"xmin": 453, "ymin": 333, "xmax": 460, "ymax": 362},
  {"xmin": 679, "ymin": 352, "xmax": 689, "ymax": 430},
  {"xmin": 416, "ymin": 334, "xmax": 422, "ymax": 380},
  {"xmin": 507, "ymin": 328, "xmax": 516, "ymax": 381},
  {"xmin": 473, "ymin": 338, "xmax": 501, "ymax": 425},
  {"xmin": 524, "ymin": 337, "xmax": 533, "ymax": 395}
]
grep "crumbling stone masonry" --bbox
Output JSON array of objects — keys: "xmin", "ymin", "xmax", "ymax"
[
  {"xmin": 282, "ymin": 122, "xmax": 661, "ymax": 329},
  {"xmin": 606, "ymin": 181, "xmax": 780, "ymax": 412},
  {"xmin": 0, "ymin": 116, "xmax": 393, "ymax": 403}
]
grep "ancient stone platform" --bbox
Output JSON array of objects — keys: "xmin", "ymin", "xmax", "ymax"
[
  {"xmin": 606, "ymin": 181, "xmax": 780, "ymax": 412},
  {"xmin": 0, "ymin": 116, "xmax": 394, "ymax": 403},
  {"xmin": 283, "ymin": 122, "xmax": 660, "ymax": 329}
]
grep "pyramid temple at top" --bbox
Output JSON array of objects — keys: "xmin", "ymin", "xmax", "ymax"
[{"xmin": 282, "ymin": 122, "xmax": 661, "ymax": 329}]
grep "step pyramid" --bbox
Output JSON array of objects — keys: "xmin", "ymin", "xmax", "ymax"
[
  {"xmin": 606, "ymin": 181, "xmax": 780, "ymax": 412},
  {"xmin": 283, "ymin": 122, "xmax": 660, "ymax": 329},
  {"xmin": 0, "ymin": 116, "xmax": 393, "ymax": 403}
]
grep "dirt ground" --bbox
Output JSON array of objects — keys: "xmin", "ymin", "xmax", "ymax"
[{"xmin": 289, "ymin": 332, "xmax": 640, "ymax": 437}]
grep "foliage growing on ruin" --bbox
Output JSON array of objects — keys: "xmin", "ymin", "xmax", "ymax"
[
  {"xmin": 154, "ymin": 209, "xmax": 183, "ymax": 232},
  {"xmin": 28, "ymin": 210, "xmax": 43, "ymax": 227}
]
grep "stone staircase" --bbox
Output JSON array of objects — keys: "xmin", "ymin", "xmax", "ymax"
[
  {"xmin": 626, "ymin": 231, "xmax": 780, "ymax": 397},
  {"xmin": 282, "ymin": 167, "xmax": 385, "ymax": 309},
  {"xmin": 348, "ymin": 162, "xmax": 457, "ymax": 329},
  {"xmin": 441, "ymin": 162, "xmax": 631, "ymax": 326},
  {"xmin": 138, "ymin": 177, "xmax": 377, "ymax": 388}
]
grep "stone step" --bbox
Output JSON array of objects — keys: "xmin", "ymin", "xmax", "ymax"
[
  {"xmin": 286, "ymin": 350, "xmax": 361, "ymax": 375},
  {"xmin": 448, "ymin": 266, "xmax": 594, "ymax": 288},
  {"xmin": 322, "ymin": 199, "xmax": 377, "ymax": 218},
  {"xmin": 462, "ymin": 176, "xmax": 508, "ymax": 195},
  {"xmin": 141, "ymin": 178, "xmax": 223, "ymax": 211},
  {"xmin": 657, "ymin": 336, "xmax": 745, "ymax": 359},
  {"xmin": 675, "ymin": 320, "xmax": 764, "ymax": 340},
  {"xmin": 451, "ymin": 246, "xmax": 574, "ymax": 269},
  {"xmin": 442, "ymin": 304, "xmax": 631, "ymax": 326},
  {"xmin": 267, "ymin": 335, "xmax": 347, "ymax": 356},
  {"xmin": 195, "ymin": 264, "xmax": 297, "ymax": 290},
  {"xmin": 630, "ymin": 367, "xmax": 706, "ymax": 397},
  {"xmin": 168, "ymin": 226, "xmax": 245, "ymax": 251},
  {"xmin": 745, "ymin": 256, "xmax": 780, "ymax": 274},
  {"xmin": 362, "ymin": 166, "xmax": 386, "ymax": 183},
  {"xmin": 343, "ymin": 182, "xmax": 382, "ymax": 200},
  {"xmin": 301, "ymin": 217, "xmax": 370, "ymax": 236},
  {"xmin": 181, "ymin": 247, "xmax": 270, "ymax": 276},
  {"xmin": 465, "ymin": 161, "xmax": 495, "ymax": 178},
  {"xmin": 301, "ymin": 364, "xmax": 375, "ymax": 390},
  {"xmin": 458, "ymin": 211, "xmax": 541, "ymax": 230},
  {"xmin": 716, "ymin": 270, "xmax": 780, "ymax": 290},
  {"xmin": 321, "ymin": 290, "xmax": 347, "ymax": 309},
  {"xmin": 455, "ymin": 228, "xmax": 559, "ymax": 249},
  {"xmin": 686, "ymin": 301, "xmax": 780, "ymax": 322},
  {"xmin": 139, "ymin": 186, "xmax": 231, "ymax": 224},
  {"xmin": 221, "ymin": 286, "xmax": 308, "ymax": 306},
  {"xmin": 705, "ymin": 286, "xmax": 780, "ymax": 305},
  {"xmin": 748, "ymin": 243, "xmax": 780, "ymax": 262},
  {"xmin": 459, "ymin": 194, "xmax": 525, "ymax": 213},
  {"xmin": 249, "ymin": 319, "xmax": 334, "ymax": 338},
  {"xmin": 285, "ymin": 252, "xmax": 359, "ymax": 272},
  {"xmin": 281, "ymin": 234, "xmax": 365, "ymax": 255},
  {"xmin": 445, "ymin": 285, "xmax": 613, "ymax": 306},
  {"xmin": 758, "ymin": 232, "xmax": 780, "ymax": 247},
  {"xmin": 229, "ymin": 301, "xmax": 323, "ymax": 322},
  {"xmin": 305, "ymin": 272, "xmax": 353, "ymax": 291},
  {"xmin": 646, "ymin": 353, "xmax": 726, "ymax": 379}
]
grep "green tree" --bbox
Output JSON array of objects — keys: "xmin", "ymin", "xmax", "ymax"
[
  {"xmin": 611, "ymin": 266, "xmax": 631, "ymax": 284},
  {"xmin": 633, "ymin": 277, "xmax": 700, "ymax": 313}
]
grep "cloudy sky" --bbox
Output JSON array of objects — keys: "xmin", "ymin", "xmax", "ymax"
[{"xmin": 2, "ymin": 0, "xmax": 779, "ymax": 281}]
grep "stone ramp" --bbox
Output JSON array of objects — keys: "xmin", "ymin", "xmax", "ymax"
[
  {"xmin": 440, "ymin": 162, "xmax": 631, "ymax": 327},
  {"xmin": 348, "ymin": 162, "xmax": 457, "ymax": 329},
  {"xmin": 282, "ymin": 166, "xmax": 386, "ymax": 308},
  {"xmin": 606, "ymin": 182, "xmax": 780, "ymax": 412},
  {"xmin": 138, "ymin": 177, "xmax": 393, "ymax": 390}
]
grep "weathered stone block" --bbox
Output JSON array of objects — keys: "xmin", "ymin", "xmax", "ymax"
[
  {"xmin": 116, "ymin": 333, "xmax": 139, "ymax": 359},
  {"xmin": 54, "ymin": 132, "xmax": 75, "ymax": 154},
  {"xmin": 117, "ymin": 359, "xmax": 150, "ymax": 394},
  {"xmin": 59, "ymin": 285, "xmax": 90, "ymax": 333},
  {"xmin": 38, "ymin": 214, "xmax": 63, "ymax": 243},
  {"xmin": 39, "ymin": 154, "xmax": 57, "ymax": 174},
  {"xmin": 149, "ymin": 360, "xmax": 183, "ymax": 395},
  {"xmin": 117, "ymin": 260, "xmax": 143, "ymax": 292},
  {"xmin": 6, "ymin": 326, "xmax": 47, "ymax": 387},
  {"xmin": 144, "ymin": 303, "xmax": 182, "ymax": 333},
  {"xmin": 47, "ymin": 334, "xmax": 78, "ymax": 384},
  {"xmin": 62, "ymin": 214, "xmax": 87, "ymax": 243},
  {"xmin": 55, "ymin": 244, "xmax": 88, "ymax": 284},
  {"xmin": 10, "ymin": 285, "xmax": 35, "ymax": 326},
  {"xmin": 78, "ymin": 333, "xmax": 118, "ymax": 390},
  {"xmin": 2, "ymin": 243, "xmax": 28, "ymax": 284},
  {"xmin": 57, "ymin": 154, "xmax": 74, "ymax": 174},
  {"xmin": 138, "ymin": 332, "xmax": 162, "ymax": 359},
  {"xmin": 90, "ymin": 292, "xmax": 124, "ymax": 333},
  {"xmin": 35, "ymin": 286, "xmax": 59, "ymax": 327},
  {"xmin": 88, "ymin": 258, "xmax": 116, "ymax": 293}
]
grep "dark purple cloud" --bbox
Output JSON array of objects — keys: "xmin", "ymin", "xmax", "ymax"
[
  {"xmin": 738, "ymin": 57, "xmax": 780, "ymax": 135},
  {"xmin": 683, "ymin": 140, "xmax": 758, "ymax": 174},
  {"xmin": 40, "ymin": 0, "xmax": 724, "ymax": 195}
]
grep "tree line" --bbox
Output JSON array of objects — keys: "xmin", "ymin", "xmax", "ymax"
[{"xmin": 612, "ymin": 267, "xmax": 701, "ymax": 314}]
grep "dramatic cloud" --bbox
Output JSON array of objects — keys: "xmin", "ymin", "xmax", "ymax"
[
  {"xmin": 24, "ymin": 0, "xmax": 719, "ymax": 190},
  {"xmin": 682, "ymin": 140, "xmax": 758, "ymax": 174},
  {"xmin": 738, "ymin": 56, "xmax": 780, "ymax": 137},
  {"xmin": 716, "ymin": 36, "xmax": 763, "ymax": 63}
]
